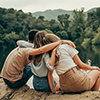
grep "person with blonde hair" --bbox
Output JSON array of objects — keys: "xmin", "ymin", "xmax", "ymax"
[{"xmin": 43, "ymin": 33, "xmax": 100, "ymax": 93}]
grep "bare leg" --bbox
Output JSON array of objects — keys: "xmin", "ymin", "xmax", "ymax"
[
  {"xmin": 91, "ymin": 77, "xmax": 100, "ymax": 91},
  {"xmin": 55, "ymin": 78, "xmax": 60, "ymax": 91},
  {"xmin": 53, "ymin": 70, "xmax": 60, "ymax": 91},
  {"xmin": 87, "ymin": 70, "xmax": 100, "ymax": 91}
]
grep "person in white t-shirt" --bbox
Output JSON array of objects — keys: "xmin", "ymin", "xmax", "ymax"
[{"xmin": 43, "ymin": 33, "xmax": 100, "ymax": 93}]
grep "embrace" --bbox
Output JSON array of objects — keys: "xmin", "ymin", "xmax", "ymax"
[{"xmin": 1, "ymin": 29, "xmax": 100, "ymax": 94}]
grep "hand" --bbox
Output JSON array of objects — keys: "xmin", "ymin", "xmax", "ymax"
[
  {"xmin": 52, "ymin": 45, "xmax": 59, "ymax": 53},
  {"xmin": 62, "ymin": 40, "xmax": 76, "ymax": 48},
  {"xmin": 91, "ymin": 66, "xmax": 100, "ymax": 71},
  {"xmin": 55, "ymin": 91, "xmax": 60, "ymax": 94}
]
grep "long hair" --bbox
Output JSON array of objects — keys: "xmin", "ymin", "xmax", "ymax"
[
  {"xmin": 43, "ymin": 34, "xmax": 60, "ymax": 66},
  {"xmin": 33, "ymin": 31, "xmax": 47, "ymax": 65}
]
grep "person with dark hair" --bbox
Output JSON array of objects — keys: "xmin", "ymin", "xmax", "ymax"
[
  {"xmin": 28, "ymin": 29, "xmax": 38, "ymax": 43},
  {"xmin": 17, "ymin": 29, "xmax": 39, "ymax": 48}
]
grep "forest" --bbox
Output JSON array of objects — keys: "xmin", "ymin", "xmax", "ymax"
[{"xmin": 0, "ymin": 7, "xmax": 100, "ymax": 50}]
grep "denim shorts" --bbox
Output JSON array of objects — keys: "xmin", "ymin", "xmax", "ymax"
[
  {"xmin": 3, "ymin": 65, "xmax": 33, "ymax": 88},
  {"xmin": 33, "ymin": 75, "xmax": 57, "ymax": 92}
]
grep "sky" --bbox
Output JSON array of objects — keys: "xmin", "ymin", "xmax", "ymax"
[{"xmin": 0, "ymin": 0, "xmax": 100, "ymax": 13}]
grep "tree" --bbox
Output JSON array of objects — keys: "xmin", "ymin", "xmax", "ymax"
[
  {"xmin": 92, "ymin": 27, "xmax": 100, "ymax": 44},
  {"xmin": 57, "ymin": 14, "xmax": 70, "ymax": 31},
  {"xmin": 86, "ymin": 7, "xmax": 100, "ymax": 32},
  {"xmin": 38, "ymin": 16, "xmax": 44, "ymax": 21},
  {"xmin": 3, "ymin": 32, "xmax": 19, "ymax": 48},
  {"xmin": 69, "ymin": 8, "xmax": 86, "ymax": 43},
  {"xmin": 56, "ymin": 31, "xmax": 68, "ymax": 40},
  {"xmin": 84, "ymin": 27, "xmax": 96, "ymax": 40}
]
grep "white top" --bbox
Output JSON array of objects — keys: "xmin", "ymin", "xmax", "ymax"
[
  {"xmin": 31, "ymin": 53, "xmax": 54, "ymax": 77},
  {"xmin": 56, "ymin": 44, "xmax": 79, "ymax": 75},
  {"xmin": 18, "ymin": 40, "xmax": 34, "ymax": 48}
]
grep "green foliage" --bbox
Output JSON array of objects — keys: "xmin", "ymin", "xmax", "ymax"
[
  {"xmin": 57, "ymin": 14, "xmax": 70, "ymax": 31},
  {"xmin": 84, "ymin": 27, "xmax": 96, "ymax": 40},
  {"xmin": 87, "ymin": 7, "xmax": 100, "ymax": 31},
  {"xmin": 69, "ymin": 8, "xmax": 86, "ymax": 43},
  {"xmin": 92, "ymin": 32, "xmax": 100, "ymax": 45},
  {"xmin": 44, "ymin": 29, "xmax": 53, "ymax": 33},
  {"xmin": 0, "ymin": 7, "xmax": 100, "ymax": 49},
  {"xmin": 3, "ymin": 32, "xmax": 19, "ymax": 48},
  {"xmin": 56, "ymin": 31, "xmax": 68, "ymax": 40},
  {"xmin": 92, "ymin": 27, "xmax": 100, "ymax": 45},
  {"xmin": 81, "ymin": 38, "xmax": 91, "ymax": 49}
]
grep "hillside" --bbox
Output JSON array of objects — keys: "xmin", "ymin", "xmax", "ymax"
[{"xmin": 32, "ymin": 7, "xmax": 98, "ymax": 21}]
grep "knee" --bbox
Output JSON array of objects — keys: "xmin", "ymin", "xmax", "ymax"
[{"xmin": 98, "ymin": 72, "xmax": 100, "ymax": 77}]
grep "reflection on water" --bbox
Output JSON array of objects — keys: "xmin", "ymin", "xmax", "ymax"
[{"xmin": 77, "ymin": 45, "xmax": 100, "ymax": 68}]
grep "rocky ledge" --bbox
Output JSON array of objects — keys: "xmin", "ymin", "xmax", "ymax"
[{"xmin": 0, "ymin": 78, "xmax": 100, "ymax": 100}]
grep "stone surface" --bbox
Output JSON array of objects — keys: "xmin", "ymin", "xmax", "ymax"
[{"xmin": 0, "ymin": 78, "xmax": 100, "ymax": 100}]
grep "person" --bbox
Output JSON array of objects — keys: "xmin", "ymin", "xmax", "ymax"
[
  {"xmin": 17, "ymin": 31, "xmax": 76, "ymax": 93},
  {"xmin": 17, "ymin": 29, "xmax": 38, "ymax": 48},
  {"xmin": 43, "ymin": 33, "xmax": 100, "ymax": 93},
  {"xmin": 1, "ymin": 36, "xmax": 67, "ymax": 88}
]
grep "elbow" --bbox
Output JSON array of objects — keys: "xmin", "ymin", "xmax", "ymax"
[
  {"xmin": 16, "ymin": 41, "xmax": 19, "ymax": 45},
  {"xmin": 38, "ymin": 48, "xmax": 43, "ymax": 54}
]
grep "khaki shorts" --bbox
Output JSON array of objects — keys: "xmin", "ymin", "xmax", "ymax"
[{"xmin": 59, "ymin": 67, "xmax": 90, "ymax": 93}]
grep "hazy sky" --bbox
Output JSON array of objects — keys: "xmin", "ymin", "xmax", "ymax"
[{"xmin": 0, "ymin": 0, "xmax": 100, "ymax": 13}]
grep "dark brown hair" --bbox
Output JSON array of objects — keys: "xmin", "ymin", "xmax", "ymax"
[
  {"xmin": 33, "ymin": 31, "xmax": 47, "ymax": 65},
  {"xmin": 28, "ymin": 29, "xmax": 38, "ymax": 43}
]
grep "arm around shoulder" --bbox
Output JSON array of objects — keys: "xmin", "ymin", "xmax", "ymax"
[{"xmin": 29, "ymin": 40, "xmax": 62, "ymax": 55}]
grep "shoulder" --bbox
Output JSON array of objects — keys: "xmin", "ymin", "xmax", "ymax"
[
  {"xmin": 58, "ymin": 44, "xmax": 69, "ymax": 50},
  {"xmin": 19, "ymin": 47, "xmax": 32, "ymax": 54}
]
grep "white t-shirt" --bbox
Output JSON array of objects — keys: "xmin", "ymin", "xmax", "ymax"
[
  {"xmin": 56, "ymin": 44, "xmax": 79, "ymax": 75},
  {"xmin": 31, "ymin": 53, "xmax": 54, "ymax": 77}
]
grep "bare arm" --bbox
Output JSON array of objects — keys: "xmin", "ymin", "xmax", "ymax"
[
  {"xmin": 48, "ymin": 47, "xmax": 59, "ymax": 93},
  {"xmin": 29, "ymin": 40, "xmax": 62, "ymax": 55},
  {"xmin": 48, "ymin": 70, "xmax": 56, "ymax": 93},
  {"xmin": 73, "ymin": 54, "xmax": 100, "ymax": 71},
  {"xmin": 49, "ymin": 45, "xmax": 58, "ymax": 66},
  {"xmin": 29, "ymin": 40, "xmax": 76, "ymax": 56}
]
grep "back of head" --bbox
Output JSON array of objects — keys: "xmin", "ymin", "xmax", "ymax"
[
  {"xmin": 34, "ymin": 31, "xmax": 47, "ymax": 48},
  {"xmin": 43, "ymin": 34, "xmax": 60, "ymax": 45},
  {"xmin": 33, "ymin": 31, "xmax": 47, "ymax": 65},
  {"xmin": 28, "ymin": 29, "xmax": 38, "ymax": 43},
  {"xmin": 43, "ymin": 34, "xmax": 60, "ymax": 66}
]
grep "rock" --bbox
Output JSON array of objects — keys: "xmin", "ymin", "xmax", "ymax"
[{"xmin": 0, "ymin": 78, "xmax": 100, "ymax": 100}]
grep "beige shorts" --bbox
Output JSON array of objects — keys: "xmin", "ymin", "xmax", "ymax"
[{"xmin": 59, "ymin": 67, "xmax": 90, "ymax": 93}]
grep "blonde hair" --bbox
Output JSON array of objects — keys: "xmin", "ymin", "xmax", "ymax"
[
  {"xmin": 43, "ymin": 34, "xmax": 60, "ymax": 66},
  {"xmin": 43, "ymin": 34, "xmax": 60, "ymax": 44}
]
